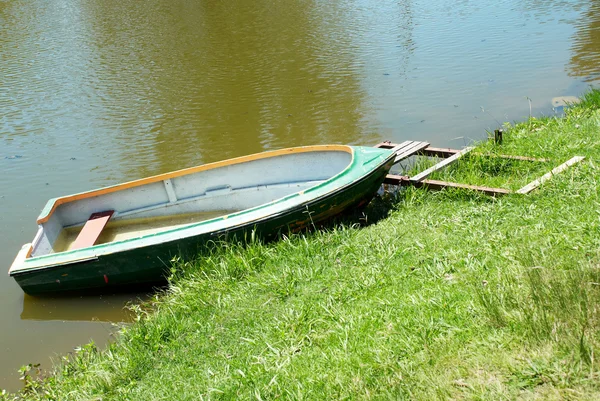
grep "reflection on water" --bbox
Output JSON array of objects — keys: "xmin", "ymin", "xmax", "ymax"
[
  {"xmin": 569, "ymin": 0, "xmax": 600, "ymax": 82},
  {"xmin": 12, "ymin": 0, "xmax": 380, "ymax": 178},
  {"xmin": 21, "ymin": 292, "xmax": 145, "ymax": 323},
  {"xmin": 1, "ymin": 0, "xmax": 600, "ymax": 393}
]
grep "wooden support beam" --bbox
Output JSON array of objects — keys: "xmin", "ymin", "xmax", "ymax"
[
  {"xmin": 417, "ymin": 179, "xmax": 511, "ymax": 196},
  {"xmin": 376, "ymin": 142, "xmax": 461, "ymax": 158},
  {"xmin": 418, "ymin": 147, "xmax": 460, "ymax": 158},
  {"xmin": 418, "ymin": 148, "xmax": 549, "ymax": 162},
  {"xmin": 410, "ymin": 147, "xmax": 474, "ymax": 182},
  {"xmin": 516, "ymin": 156, "xmax": 585, "ymax": 194},
  {"xmin": 383, "ymin": 174, "xmax": 410, "ymax": 185},
  {"xmin": 163, "ymin": 179, "xmax": 178, "ymax": 203},
  {"xmin": 480, "ymin": 153, "xmax": 549, "ymax": 163},
  {"xmin": 384, "ymin": 174, "xmax": 511, "ymax": 196}
]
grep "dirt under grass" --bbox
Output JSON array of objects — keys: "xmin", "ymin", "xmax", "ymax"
[{"xmin": 4, "ymin": 91, "xmax": 600, "ymax": 400}]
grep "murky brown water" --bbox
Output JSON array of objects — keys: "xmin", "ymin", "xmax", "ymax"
[{"xmin": 1, "ymin": 0, "xmax": 600, "ymax": 392}]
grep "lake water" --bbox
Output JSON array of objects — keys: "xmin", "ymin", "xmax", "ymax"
[{"xmin": 1, "ymin": 0, "xmax": 599, "ymax": 391}]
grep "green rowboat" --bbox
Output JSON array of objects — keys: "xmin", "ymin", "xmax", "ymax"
[{"xmin": 9, "ymin": 145, "xmax": 395, "ymax": 295}]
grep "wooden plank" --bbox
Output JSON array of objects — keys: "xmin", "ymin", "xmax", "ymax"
[
  {"xmin": 386, "ymin": 143, "xmax": 493, "ymax": 160},
  {"xmin": 419, "ymin": 148, "xmax": 549, "ymax": 162},
  {"xmin": 476, "ymin": 153, "xmax": 549, "ymax": 163},
  {"xmin": 379, "ymin": 143, "xmax": 548, "ymax": 162},
  {"xmin": 383, "ymin": 174, "xmax": 511, "ymax": 196},
  {"xmin": 388, "ymin": 140, "xmax": 413, "ymax": 155},
  {"xmin": 72, "ymin": 210, "xmax": 115, "ymax": 250},
  {"xmin": 516, "ymin": 156, "xmax": 585, "ymax": 194},
  {"xmin": 394, "ymin": 141, "xmax": 430, "ymax": 163},
  {"xmin": 410, "ymin": 147, "xmax": 474, "ymax": 182},
  {"xmin": 417, "ymin": 179, "xmax": 511, "ymax": 196},
  {"xmin": 376, "ymin": 143, "xmax": 462, "ymax": 158},
  {"xmin": 383, "ymin": 174, "xmax": 409, "ymax": 185},
  {"xmin": 375, "ymin": 141, "xmax": 430, "ymax": 163},
  {"xmin": 418, "ymin": 147, "xmax": 460, "ymax": 158}
]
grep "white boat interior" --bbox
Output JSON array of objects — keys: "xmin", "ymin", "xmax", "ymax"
[{"xmin": 29, "ymin": 149, "xmax": 352, "ymax": 257}]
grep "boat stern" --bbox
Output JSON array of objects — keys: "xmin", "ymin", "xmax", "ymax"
[{"xmin": 8, "ymin": 243, "xmax": 32, "ymax": 276}]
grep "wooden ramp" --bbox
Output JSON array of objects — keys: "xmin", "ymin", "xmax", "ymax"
[
  {"xmin": 375, "ymin": 141, "xmax": 584, "ymax": 196},
  {"xmin": 387, "ymin": 141, "xmax": 430, "ymax": 163}
]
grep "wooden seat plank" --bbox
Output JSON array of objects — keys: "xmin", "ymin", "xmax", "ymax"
[{"xmin": 72, "ymin": 210, "xmax": 115, "ymax": 250}]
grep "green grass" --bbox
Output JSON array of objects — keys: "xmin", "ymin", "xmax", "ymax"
[{"xmin": 4, "ymin": 91, "xmax": 600, "ymax": 400}]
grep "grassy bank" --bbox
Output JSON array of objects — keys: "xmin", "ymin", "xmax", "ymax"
[{"xmin": 4, "ymin": 91, "xmax": 600, "ymax": 400}]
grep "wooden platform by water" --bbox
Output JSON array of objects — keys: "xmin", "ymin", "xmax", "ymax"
[{"xmin": 375, "ymin": 140, "xmax": 584, "ymax": 196}]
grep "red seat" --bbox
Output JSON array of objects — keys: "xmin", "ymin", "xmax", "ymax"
[{"xmin": 72, "ymin": 211, "xmax": 114, "ymax": 250}]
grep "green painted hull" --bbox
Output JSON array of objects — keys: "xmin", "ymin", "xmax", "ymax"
[{"xmin": 11, "ymin": 147, "xmax": 394, "ymax": 295}]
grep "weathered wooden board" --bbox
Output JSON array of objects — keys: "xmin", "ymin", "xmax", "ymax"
[
  {"xmin": 410, "ymin": 147, "xmax": 474, "ymax": 182},
  {"xmin": 385, "ymin": 141, "xmax": 430, "ymax": 163},
  {"xmin": 478, "ymin": 153, "xmax": 549, "ymax": 163},
  {"xmin": 415, "ymin": 179, "xmax": 511, "ymax": 196},
  {"xmin": 516, "ymin": 156, "xmax": 585, "ymax": 194},
  {"xmin": 384, "ymin": 174, "xmax": 511, "ymax": 196},
  {"xmin": 376, "ymin": 142, "xmax": 549, "ymax": 162},
  {"xmin": 387, "ymin": 141, "xmax": 412, "ymax": 157},
  {"xmin": 394, "ymin": 141, "xmax": 430, "ymax": 163}
]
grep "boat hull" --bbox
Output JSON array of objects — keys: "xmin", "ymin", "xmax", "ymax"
[{"xmin": 12, "ymin": 156, "xmax": 393, "ymax": 295}]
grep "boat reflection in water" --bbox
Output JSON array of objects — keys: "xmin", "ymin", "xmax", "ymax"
[{"xmin": 20, "ymin": 291, "xmax": 150, "ymax": 323}]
